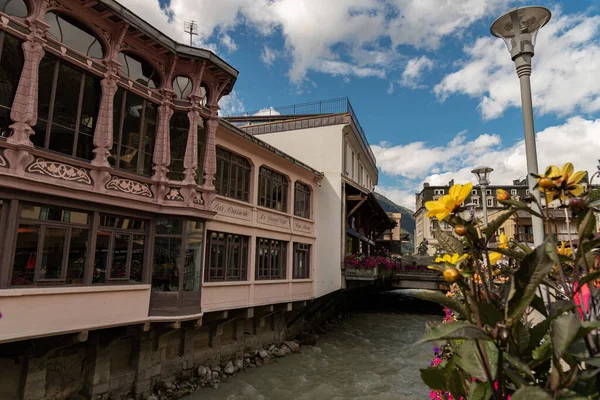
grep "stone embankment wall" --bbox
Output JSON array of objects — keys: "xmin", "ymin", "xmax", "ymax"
[{"xmin": 0, "ymin": 288, "xmax": 364, "ymax": 400}]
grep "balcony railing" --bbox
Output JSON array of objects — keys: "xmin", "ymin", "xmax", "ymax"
[{"xmin": 224, "ymin": 97, "xmax": 376, "ymax": 165}]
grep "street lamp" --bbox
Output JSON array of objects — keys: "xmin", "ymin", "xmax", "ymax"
[
  {"xmin": 491, "ymin": 6, "xmax": 551, "ymax": 247},
  {"xmin": 472, "ymin": 166, "xmax": 494, "ymax": 228}
]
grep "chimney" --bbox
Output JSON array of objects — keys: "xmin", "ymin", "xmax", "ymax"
[
  {"xmin": 423, "ymin": 182, "xmax": 430, "ymax": 187},
  {"xmin": 449, "ymin": 179, "xmax": 454, "ymax": 187}
]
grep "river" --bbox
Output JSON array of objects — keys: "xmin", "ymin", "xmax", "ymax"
[{"xmin": 184, "ymin": 291, "xmax": 441, "ymax": 400}]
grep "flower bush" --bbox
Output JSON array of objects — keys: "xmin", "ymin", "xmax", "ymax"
[{"xmin": 407, "ymin": 161, "xmax": 600, "ymax": 400}]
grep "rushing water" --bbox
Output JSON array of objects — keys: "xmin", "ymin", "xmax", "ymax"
[{"xmin": 184, "ymin": 291, "xmax": 441, "ymax": 400}]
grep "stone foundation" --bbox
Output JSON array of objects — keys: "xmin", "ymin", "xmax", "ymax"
[{"xmin": 0, "ymin": 289, "xmax": 362, "ymax": 400}]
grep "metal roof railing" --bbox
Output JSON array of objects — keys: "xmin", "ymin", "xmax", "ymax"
[{"xmin": 225, "ymin": 97, "xmax": 376, "ymax": 165}]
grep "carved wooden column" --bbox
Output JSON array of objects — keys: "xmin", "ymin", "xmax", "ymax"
[
  {"xmin": 202, "ymin": 111, "xmax": 218, "ymax": 191},
  {"xmin": 182, "ymin": 105, "xmax": 199, "ymax": 185},
  {"xmin": 7, "ymin": 19, "xmax": 48, "ymax": 146},
  {"xmin": 91, "ymin": 73, "xmax": 118, "ymax": 167},
  {"xmin": 151, "ymin": 97, "xmax": 174, "ymax": 183}
]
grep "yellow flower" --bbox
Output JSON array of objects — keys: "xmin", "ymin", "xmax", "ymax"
[
  {"xmin": 489, "ymin": 232, "xmax": 508, "ymax": 265},
  {"xmin": 557, "ymin": 241, "xmax": 573, "ymax": 257},
  {"xmin": 425, "ymin": 182, "xmax": 473, "ymax": 221},
  {"xmin": 430, "ymin": 253, "xmax": 468, "ymax": 271},
  {"xmin": 537, "ymin": 163, "xmax": 586, "ymax": 203}
]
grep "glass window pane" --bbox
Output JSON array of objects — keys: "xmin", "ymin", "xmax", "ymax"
[
  {"xmin": 93, "ymin": 231, "xmax": 110, "ymax": 284},
  {"xmin": 119, "ymin": 91, "xmax": 143, "ymax": 172},
  {"xmin": 0, "ymin": 33, "xmax": 24, "ymax": 138},
  {"xmin": 168, "ymin": 111, "xmax": 189, "ymax": 181},
  {"xmin": 1, "ymin": 0, "xmax": 29, "ymax": 17},
  {"xmin": 20, "ymin": 204, "xmax": 88, "ymax": 224},
  {"xmin": 46, "ymin": 12, "xmax": 104, "ymax": 58},
  {"xmin": 130, "ymin": 235, "xmax": 145, "ymax": 283},
  {"xmin": 156, "ymin": 219, "xmax": 183, "ymax": 235},
  {"xmin": 11, "ymin": 224, "xmax": 38, "ymax": 285},
  {"xmin": 38, "ymin": 227, "xmax": 67, "ymax": 280},
  {"xmin": 48, "ymin": 62, "xmax": 81, "ymax": 156},
  {"xmin": 76, "ymin": 73, "xmax": 101, "ymax": 160},
  {"xmin": 173, "ymin": 76, "xmax": 192, "ymax": 99},
  {"xmin": 33, "ymin": 56, "xmax": 56, "ymax": 148},
  {"xmin": 183, "ymin": 233, "xmax": 203, "ymax": 291},
  {"xmin": 117, "ymin": 52, "xmax": 160, "ymax": 88},
  {"xmin": 66, "ymin": 228, "xmax": 87, "ymax": 284},
  {"xmin": 110, "ymin": 233, "xmax": 129, "ymax": 279},
  {"xmin": 152, "ymin": 237, "xmax": 181, "ymax": 291},
  {"xmin": 141, "ymin": 100, "xmax": 157, "ymax": 175}
]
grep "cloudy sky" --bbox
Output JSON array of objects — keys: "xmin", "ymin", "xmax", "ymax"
[{"xmin": 122, "ymin": 0, "xmax": 600, "ymax": 210}]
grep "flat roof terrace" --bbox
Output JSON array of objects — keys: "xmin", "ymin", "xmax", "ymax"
[{"xmin": 223, "ymin": 97, "xmax": 376, "ymax": 168}]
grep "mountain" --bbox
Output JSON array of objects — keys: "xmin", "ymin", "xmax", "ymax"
[{"xmin": 373, "ymin": 192, "xmax": 416, "ymax": 236}]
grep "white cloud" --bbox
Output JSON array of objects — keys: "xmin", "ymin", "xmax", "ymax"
[
  {"xmin": 218, "ymin": 90, "xmax": 245, "ymax": 116},
  {"xmin": 400, "ymin": 56, "xmax": 434, "ymax": 88},
  {"xmin": 435, "ymin": 11, "xmax": 600, "ymax": 119},
  {"xmin": 260, "ymin": 46, "xmax": 277, "ymax": 67},
  {"xmin": 387, "ymin": 82, "xmax": 394, "ymax": 94},
  {"xmin": 119, "ymin": 0, "xmax": 516, "ymax": 85},
  {"xmin": 220, "ymin": 33, "xmax": 238, "ymax": 52},
  {"xmin": 253, "ymin": 107, "xmax": 281, "ymax": 116},
  {"xmin": 376, "ymin": 186, "xmax": 417, "ymax": 211},
  {"xmin": 373, "ymin": 117, "xmax": 600, "ymax": 210}
]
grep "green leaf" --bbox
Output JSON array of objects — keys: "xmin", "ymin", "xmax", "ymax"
[
  {"xmin": 403, "ymin": 289, "xmax": 466, "ymax": 317},
  {"xmin": 485, "ymin": 209, "xmax": 518, "ymax": 240},
  {"xmin": 476, "ymin": 301, "xmax": 504, "ymax": 327},
  {"xmin": 532, "ymin": 335, "xmax": 552, "ymax": 364},
  {"xmin": 420, "ymin": 365, "xmax": 447, "ymax": 391},
  {"xmin": 578, "ymin": 209, "xmax": 596, "ymax": 239},
  {"xmin": 435, "ymin": 227, "xmax": 464, "ymax": 255},
  {"xmin": 448, "ymin": 367, "xmax": 467, "ymax": 399},
  {"xmin": 507, "ymin": 236, "xmax": 556, "ymax": 321},
  {"xmin": 531, "ymin": 295, "xmax": 549, "ymax": 318},
  {"xmin": 468, "ymin": 381, "xmax": 492, "ymax": 400},
  {"xmin": 418, "ymin": 321, "xmax": 491, "ymax": 344},
  {"xmin": 529, "ymin": 302, "xmax": 574, "ymax": 352},
  {"xmin": 511, "ymin": 386, "xmax": 552, "ymax": 400},
  {"xmin": 504, "ymin": 352, "xmax": 535, "ymax": 379},
  {"xmin": 490, "ymin": 247, "xmax": 527, "ymax": 262},
  {"xmin": 455, "ymin": 340, "xmax": 498, "ymax": 381},
  {"xmin": 551, "ymin": 313, "xmax": 581, "ymax": 361}
]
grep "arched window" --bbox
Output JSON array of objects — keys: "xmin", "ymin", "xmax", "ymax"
[
  {"xmin": 118, "ymin": 52, "xmax": 160, "ymax": 88},
  {"xmin": 32, "ymin": 53, "xmax": 101, "ymax": 160},
  {"xmin": 173, "ymin": 76, "xmax": 192, "ymax": 99},
  {"xmin": 111, "ymin": 86, "xmax": 157, "ymax": 176},
  {"xmin": 0, "ymin": 0, "xmax": 28, "ymax": 17},
  {"xmin": 0, "ymin": 32, "xmax": 24, "ymax": 139},
  {"xmin": 45, "ymin": 12, "xmax": 104, "ymax": 59},
  {"xmin": 169, "ymin": 111, "xmax": 189, "ymax": 181}
]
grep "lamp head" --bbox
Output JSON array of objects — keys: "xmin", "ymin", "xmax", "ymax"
[
  {"xmin": 490, "ymin": 6, "xmax": 551, "ymax": 59},
  {"xmin": 471, "ymin": 166, "xmax": 494, "ymax": 186}
]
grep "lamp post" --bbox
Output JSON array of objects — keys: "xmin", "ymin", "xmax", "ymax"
[
  {"xmin": 472, "ymin": 167, "xmax": 494, "ymax": 228},
  {"xmin": 490, "ymin": 6, "xmax": 551, "ymax": 247}
]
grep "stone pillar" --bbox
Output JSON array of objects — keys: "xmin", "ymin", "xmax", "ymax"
[
  {"xmin": 182, "ymin": 107, "xmax": 199, "ymax": 185},
  {"xmin": 8, "ymin": 21, "xmax": 47, "ymax": 146},
  {"xmin": 91, "ymin": 76, "xmax": 118, "ymax": 167},
  {"xmin": 132, "ymin": 332, "xmax": 161, "ymax": 396},
  {"xmin": 201, "ymin": 114, "xmax": 218, "ymax": 191},
  {"xmin": 21, "ymin": 354, "xmax": 47, "ymax": 400},
  {"xmin": 83, "ymin": 338, "xmax": 111, "ymax": 398},
  {"xmin": 152, "ymin": 102, "xmax": 174, "ymax": 183},
  {"xmin": 182, "ymin": 328, "xmax": 195, "ymax": 377}
]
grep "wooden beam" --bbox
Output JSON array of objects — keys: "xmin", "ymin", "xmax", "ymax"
[
  {"xmin": 346, "ymin": 194, "xmax": 364, "ymax": 201},
  {"xmin": 347, "ymin": 196, "xmax": 367, "ymax": 218}
]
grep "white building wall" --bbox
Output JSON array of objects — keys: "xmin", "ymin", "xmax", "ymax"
[{"xmin": 252, "ymin": 125, "xmax": 344, "ymax": 297}]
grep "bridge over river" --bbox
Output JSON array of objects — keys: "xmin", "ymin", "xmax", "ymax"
[{"xmin": 344, "ymin": 256, "xmax": 449, "ymax": 291}]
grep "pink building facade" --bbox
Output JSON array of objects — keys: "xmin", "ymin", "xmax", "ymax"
[{"xmin": 0, "ymin": 0, "xmax": 322, "ymax": 348}]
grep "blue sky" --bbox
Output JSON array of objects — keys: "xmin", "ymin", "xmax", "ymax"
[{"xmin": 124, "ymin": 0, "xmax": 600, "ymax": 209}]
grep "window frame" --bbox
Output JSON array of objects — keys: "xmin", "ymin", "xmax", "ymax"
[
  {"xmin": 258, "ymin": 166, "xmax": 289, "ymax": 212},
  {"xmin": 34, "ymin": 52, "xmax": 102, "ymax": 160},
  {"xmin": 294, "ymin": 181, "xmax": 311, "ymax": 219},
  {"xmin": 215, "ymin": 146, "xmax": 251, "ymax": 202},
  {"xmin": 255, "ymin": 238, "xmax": 287, "ymax": 280},
  {"xmin": 487, "ymin": 198, "xmax": 494, "ymax": 207},
  {"xmin": 205, "ymin": 231, "xmax": 249, "ymax": 282},
  {"xmin": 293, "ymin": 242, "xmax": 311, "ymax": 279},
  {"xmin": 0, "ymin": 31, "xmax": 24, "ymax": 140}
]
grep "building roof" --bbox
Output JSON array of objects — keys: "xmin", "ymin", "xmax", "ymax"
[
  {"xmin": 222, "ymin": 97, "xmax": 377, "ymax": 169},
  {"xmin": 218, "ymin": 118, "xmax": 324, "ymax": 178},
  {"xmin": 98, "ymin": 0, "xmax": 238, "ymax": 94}
]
